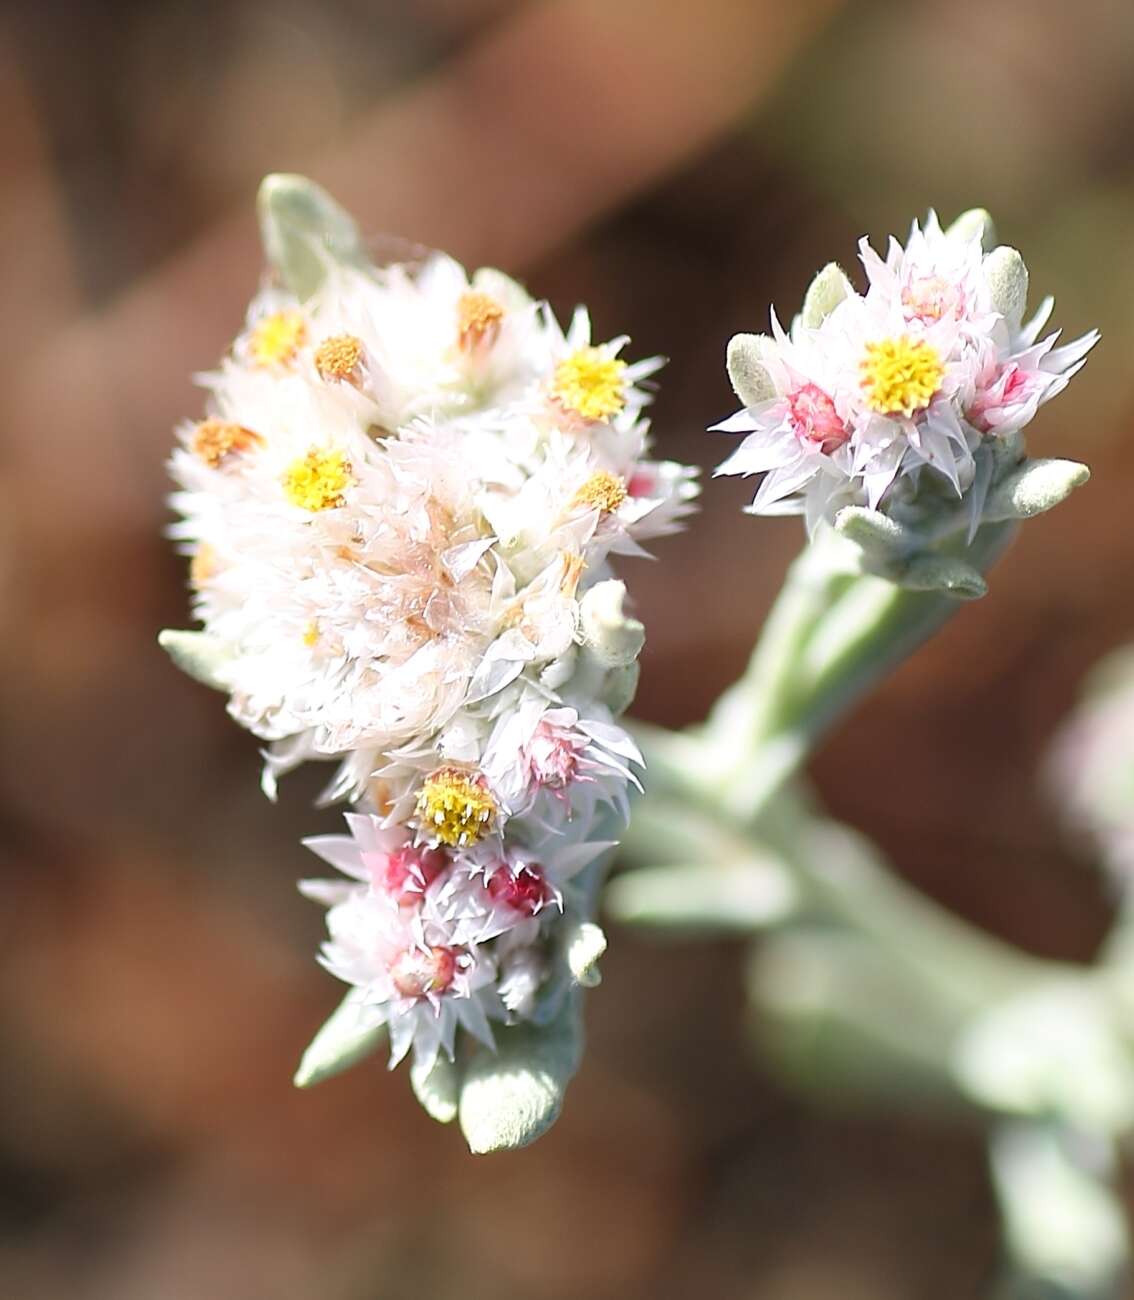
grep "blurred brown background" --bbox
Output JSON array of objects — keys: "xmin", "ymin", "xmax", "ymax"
[{"xmin": 2, "ymin": 1, "xmax": 1133, "ymax": 1296}]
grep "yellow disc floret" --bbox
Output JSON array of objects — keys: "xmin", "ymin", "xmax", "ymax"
[
  {"xmin": 456, "ymin": 291, "xmax": 505, "ymax": 352},
  {"xmin": 249, "ymin": 310, "xmax": 307, "ymax": 368},
  {"xmin": 572, "ymin": 470, "xmax": 627, "ymax": 514},
  {"xmin": 551, "ymin": 347, "xmax": 627, "ymax": 422},
  {"xmin": 415, "ymin": 767, "xmax": 497, "ymax": 847},
  {"xmin": 314, "ymin": 333, "xmax": 364, "ymax": 383},
  {"xmin": 191, "ymin": 418, "xmax": 264, "ymax": 468},
  {"xmin": 282, "ymin": 448, "xmax": 353, "ymax": 511},
  {"xmin": 860, "ymin": 335, "xmax": 944, "ymax": 416}
]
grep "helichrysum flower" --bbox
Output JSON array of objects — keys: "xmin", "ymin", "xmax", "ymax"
[
  {"xmin": 713, "ymin": 211, "xmax": 1098, "ymax": 535},
  {"xmin": 161, "ymin": 175, "xmax": 697, "ymax": 1145}
]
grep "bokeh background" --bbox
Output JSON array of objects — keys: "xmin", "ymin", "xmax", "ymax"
[{"xmin": 2, "ymin": 0, "xmax": 1134, "ymax": 1295}]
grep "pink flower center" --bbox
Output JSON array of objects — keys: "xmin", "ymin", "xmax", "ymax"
[
  {"xmin": 525, "ymin": 721, "xmax": 585, "ymax": 791},
  {"xmin": 626, "ymin": 468, "xmax": 656, "ymax": 498},
  {"xmin": 487, "ymin": 864, "xmax": 549, "ymax": 917},
  {"xmin": 968, "ymin": 363, "xmax": 1033, "ymax": 433},
  {"xmin": 390, "ymin": 944, "xmax": 459, "ymax": 998},
  {"xmin": 371, "ymin": 844, "xmax": 447, "ymax": 905},
  {"xmin": 902, "ymin": 275, "xmax": 958, "ymax": 324},
  {"xmin": 786, "ymin": 383, "xmax": 849, "ymax": 454}
]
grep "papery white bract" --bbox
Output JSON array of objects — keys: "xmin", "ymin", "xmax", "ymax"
[{"xmin": 713, "ymin": 211, "xmax": 1098, "ymax": 531}]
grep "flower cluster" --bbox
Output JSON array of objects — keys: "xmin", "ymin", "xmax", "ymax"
[
  {"xmin": 167, "ymin": 231, "xmax": 697, "ymax": 1079},
  {"xmin": 713, "ymin": 211, "xmax": 1098, "ymax": 532}
]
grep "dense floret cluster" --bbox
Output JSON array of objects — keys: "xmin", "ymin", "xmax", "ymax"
[
  {"xmin": 714, "ymin": 212, "xmax": 1097, "ymax": 532},
  {"xmin": 168, "ymin": 249, "xmax": 696, "ymax": 1073}
]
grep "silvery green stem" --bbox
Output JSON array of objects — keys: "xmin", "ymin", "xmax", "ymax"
[
  {"xmin": 761, "ymin": 798, "xmax": 1046, "ymax": 1007},
  {"xmin": 638, "ymin": 519, "xmax": 1016, "ymax": 825},
  {"xmin": 716, "ymin": 520, "xmax": 1016, "ymax": 761},
  {"xmin": 619, "ymin": 784, "xmax": 1049, "ymax": 1008}
]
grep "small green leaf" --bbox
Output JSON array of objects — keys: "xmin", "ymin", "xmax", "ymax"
[
  {"xmin": 458, "ymin": 995, "xmax": 583, "ymax": 1154},
  {"xmin": 900, "ymin": 553, "xmax": 987, "ymax": 600},
  {"xmin": 605, "ymin": 858, "xmax": 796, "ymax": 934},
  {"xmin": 294, "ymin": 994, "xmax": 386, "ymax": 1088},
  {"xmin": 984, "ymin": 458, "xmax": 1090, "ymax": 521},
  {"xmin": 992, "ymin": 1121, "xmax": 1129, "ymax": 1293},
  {"xmin": 257, "ymin": 173, "xmax": 369, "ymax": 301},
  {"xmin": 947, "ymin": 208, "xmax": 995, "ymax": 250},
  {"xmin": 955, "ymin": 983, "xmax": 1134, "ymax": 1133},
  {"xmin": 726, "ymin": 333, "xmax": 775, "ymax": 407},
  {"xmin": 565, "ymin": 921, "xmax": 607, "ymax": 987},
  {"xmin": 578, "ymin": 580, "xmax": 644, "ymax": 668},
  {"xmin": 833, "ymin": 505, "xmax": 914, "ymax": 572},
  {"xmin": 800, "ymin": 262, "xmax": 853, "ymax": 329},
  {"xmin": 750, "ymin": 928, "xmax": 970, "ymax": 1108},
  {"xmin": 597, "ymin": 662, "xmax": 640, "ymax": 718},
  {"xmin": 157, "ymin": 629, "xmax": 234, "ymax": 690},
  {"xmin": 410, "ymin": 1050, "xmax": 461, "ymax": 1123},
  {"xmin": 984, "ymin": 245, "xmax": 1029, "ymax": 327}
]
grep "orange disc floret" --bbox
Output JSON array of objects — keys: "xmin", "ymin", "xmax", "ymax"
[
  {"xmin": 314, "ymin": 333, "xmax": 365, "ymax": 384},
  {"xmin": 189, "ymin": 543, "xmax": 218, "ymax": 587},
  {"xmin": 456, "ymin": 291, "xmax": 505, "ymax": 353},
  {"xmin": 571, "ymin": 470, "xmax": 627, "ymax": 514},
  {"xmin": 191, "ymin": 418, "xmax": 264, "ymax": 468}
]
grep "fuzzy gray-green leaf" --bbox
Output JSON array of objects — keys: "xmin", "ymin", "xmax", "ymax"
[
  {"xmin": 834, "ymin": 506, "xmax": 915, "ymax": 571},
  {"xmin": 458, "ymin": 996, "xmax": 583, "ymax": 1154},
  {"xmin": 726, "ymin": 333, "xmax": 775, "ymax": 407},
  {"xmin": 991, "ymin": 1121, "xmax": 1129, "ymax": 1293},
  {"xmin": 410, "ymin": 1050, "xmax": 461, "ymax": 1123},
  {"xmin": 800, "ymin": 262, "xmax": 853, "ymax": 328},
  {"xmin": 605, "ymin": 858, "xmax": 796, "ymax": 934},
  {"xmin": 565, "ymin": 921, "xmax": 607, "ymax": 987},
  {"xmin": 984, "ymin": 245, "xmax": 1029, "ymax": 327},
  {"xmin": 158, "ymin": 629, "xmax": 234, "ymax": 691},
  {"xmin": 984, "ymin": 458, "xmax": 1090, "ymax": 521},
  {"xmin": 900, "ymin": 553, "xmax": 988, "ymax": 601},
  {"xmin": 257, "ymin": 173, "xmax": 369, "ymax": 301},
  {"xmin": 294, "ymin": 994, "xmax": 386, "ymax": 1088},
  {"xmin": 947, "ymin": 208, "xmax": 995, "ymax": 250}
]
